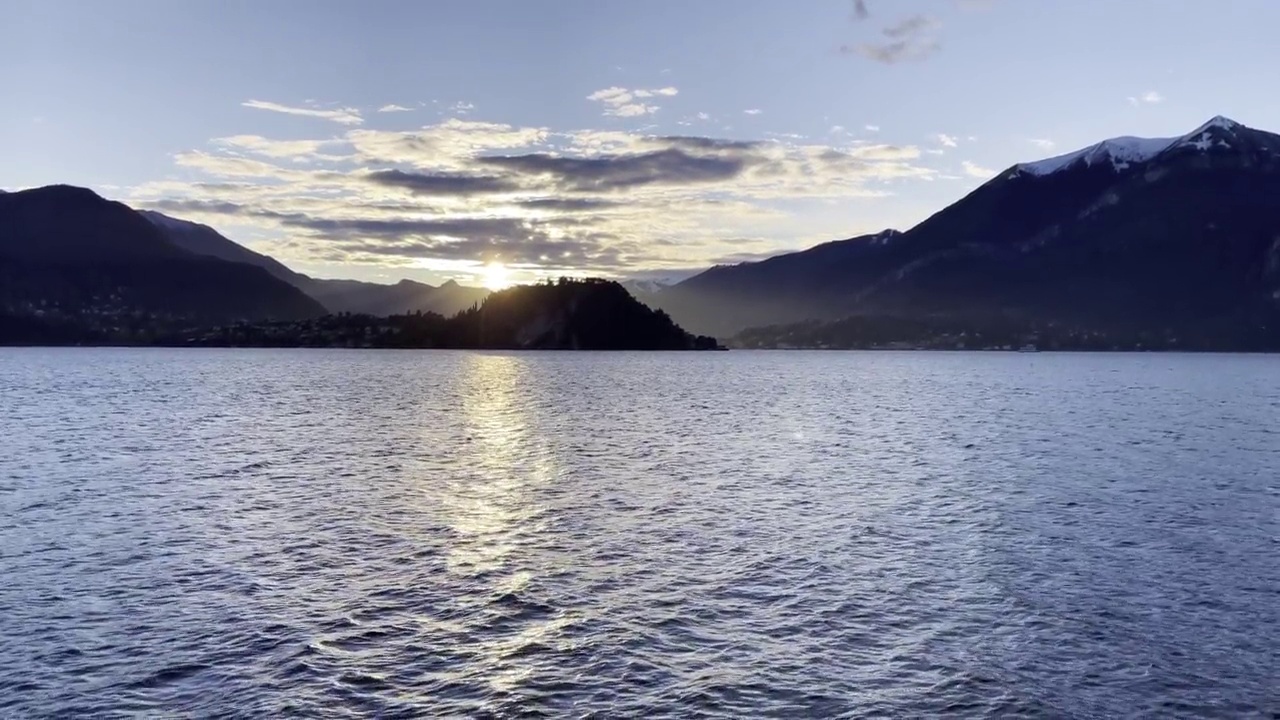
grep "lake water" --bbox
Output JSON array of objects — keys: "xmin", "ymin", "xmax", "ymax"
[{"xmin": 1, "ymin": 349, "xmax": 1277, "ymax": 718}]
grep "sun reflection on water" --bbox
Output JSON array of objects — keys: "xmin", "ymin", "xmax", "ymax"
[
  {"xmin": 441, "ymin": 354, "xmax": 544, "ymax": 576},
  {"xmin": 434, "ymin": 354, "xmax": 573, "ymax": 699}
]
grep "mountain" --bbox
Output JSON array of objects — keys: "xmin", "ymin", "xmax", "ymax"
[
  {"xmin": 303, "ymin": 277, "xmax": 489, "ymax": 317},
  {"xmin": 140, "ymin": 210, "xmax": 308, "ymax": 285},
  {"xmin": 0, "ymin": 186, "xmax": 325, "ymax": 329},
  {"xmin": 647, "ymin": 116, "xmax": 1280, "ymax": 348},
  {"xmin": 447, "ymin": 278, "xmax": 717, "ymax": 349},
  {"xmin": 140, "ymin": 279, "xmax": 722, "ymax": 350},
  {"xmin": 634, "ymin": 229, "xmax": 902, "ymax": 338},
  {"xmin": 141, "ymin": 211, "xmax": 490, "ymax": 316}
]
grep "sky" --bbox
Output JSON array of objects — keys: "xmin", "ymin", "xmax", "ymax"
[{"xmin": 5, "ymin": 0, "xmax": 1280, "ymax": 286}]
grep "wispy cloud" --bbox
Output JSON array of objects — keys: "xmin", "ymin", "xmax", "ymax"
[
  {"xmin": 744, "ymin": 108, "xmax": 763, "ymax": 116},
  {"xmin": 844, "ymin": 14, "xmax": 942, "ymax": 64},
  {"xmin": 961, "ymin": 160, "xmax": 996, "ymax": 178},
  {"xmin": 377, "ymin": 104, "xmax": 413, "ymax": 113},
  {"xmin": 449, "ymin": 101, "xmax": 476, "ymax": 116},
  {"xmin": 1029, "ymin": 138, "xmax": 1056, "ymax": 150},
  {"xmin": 212, "ymin": 135, "xmax": 340, "ymax": 160},
  {"xmin": 1127, "ymin": 90, "xmax": 1164, "ymax": 106},
  {"xmin": 865, "ymin": 124, "xmax": 880, "ymax": 132},
  {"xmin": 934, "ymin": 133, "xmax": 958, "ymax": 148},
  {"xmin": 882, "ymin": 15, "xmax": 940, "ymax": 39},
  {"xmin": 242, "ymin": 99, "xmax": 363, "ymax": 125},
  {"xmin": 587, "ymin": 86, "xmax": 679, "ymax": 118}
]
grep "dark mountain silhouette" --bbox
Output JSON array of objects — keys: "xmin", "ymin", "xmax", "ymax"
[
  {"xmin": 444, "ymin": 278, "xmax": 718, "ymax": 349},
  {"xmin": 11, "ymin": 113, "xmax": 1280, "ymax": 352},
  {"xmin": 140, "ymin": 210, "xmax": 307, "ymax": 284},
  {"xmin": 629, "ymin": 230, "xmax": 902, "ymax": 338},
  {"xmin": 0, "ymin": 185, "xmax": 324, "ymax": 322},
  {"xmin": 642, "ymin": 116, "xmax": 1280, "ymax": 348},
  {"xmin": 141, "ymin": 211, "xmax": 491, "ymax": 316},
  {"xmin": 303, "ymin": 277, "xmax": 490, "ymax": 318},
  {"xmin": 39, "ymin": 278, "xmax": 721, "ymax": 350}
]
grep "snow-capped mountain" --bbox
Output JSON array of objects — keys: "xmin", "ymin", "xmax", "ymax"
[
  {"xmin": 638, "ymin": 116, "xmax": 1280, "ymax": 348},
  {"xmin": 1014, "ymin": 116, "xmax": 1274, "ymax": 176}
]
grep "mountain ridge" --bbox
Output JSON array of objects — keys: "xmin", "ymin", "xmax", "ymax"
[
  {"xmin": 637, "ymin": 115, "xmax": 1280, "ymax": 346},
  {"xmin": 137, "ymin": 210, "xmax": 492, "ymax": 317},
  {"xmin": 0, "ymin": 186, "xmax": 325, "ymax": 322},
  {"xmin": 7, "ymin": 115, "xmax": 1280, "ymax": 351}
]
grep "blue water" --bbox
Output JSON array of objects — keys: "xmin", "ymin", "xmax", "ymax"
[{"xmin": 1, "ymin": 349, "xmax": 1277, "ymax": 717}]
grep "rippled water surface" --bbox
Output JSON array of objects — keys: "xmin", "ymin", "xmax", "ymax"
[{"xmin": 2, "ymin": 349, "xmax": 1278, "ymax": 718}]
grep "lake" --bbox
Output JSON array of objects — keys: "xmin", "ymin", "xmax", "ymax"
[{"xmin": 1, "ymin": 349, "xmax": 1277, "ymax": 717}]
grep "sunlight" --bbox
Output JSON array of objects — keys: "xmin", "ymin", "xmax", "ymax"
[{"xmin": 481, "ymin": 261, "xmax": 512, "ymax": 290}]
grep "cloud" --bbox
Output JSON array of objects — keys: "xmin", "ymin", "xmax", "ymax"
[
  {"xmin": 476, "ymin": 148, "xmax": 751, "ymax": 193},
  {"xmin": 633, "ymin": 88, "xmax": 679, "ymax": 98},
  {"xmin": 173, "ymin": 151, "xmax": 307, "ymax": 179},
  {"xmin": 377, "ymin": 104, "xmax": 413, "ymax": 113},
  {"xmin": 848, "ymin": 38, "xmax": 940, "ymax": 63},
  {"xmin": 744, "ymin": 109, "xmax": 763, "ymax": 116},
  {"xmin": 519, "ymin": 198, "xmax": 621, "ymax": 212},
  {"xmin": 587, "ymin": 86, "xmax": 678, "ymax": 117},
  {"xmin": 882, "ymin": 15, "xmax": 940, "ymax": 38},
  {"xmin": 696, "ymin": 112, "xmax": 711, "ymax": 121},
  {"xmin": 242, "ymin": 99, "xmax": 363, "ymax": 125},
  {"xmin": 449, "ymin": 101, "xmax": 476, "ymax": 115},
  {"xmin": 865, "ymin": 124, "xmax": 880, "ymax": 132},
  {"xmin": 647, "ymin": 136, "xmax": 763, "ymax": 151},
  {"xmin": 1029, "ymin": 138, "xmax": 1056, "ymax": 150},
  {"xmin": 1127, "ymin": 90, "xmax": 1164, "ymax": 106},
  {"xmin": 845, "ymin": 13, "xmax": 942, "ymax": 63},
  {"xmin": 211, "ymin": 135, "xmax": 339, "ymax": 160},
  {"xmin": 144, "ymin": 198, "xmax": 254, "ymax": 217},
  {"xmin": 365, "ymin": 169, "xmax": 521, "ymax": 196},
  {"xmin": 135, "ymin": 114, "xmax": 941, "ymax": 276},
  {"xmin": 935, "ymin": 133, "xmax": 958, "ymax": 148},
  {"xmin": 961, "ymin": 160, "xmax": 996, "ymax": 178},
  {"xmin": 844, "ymin": 144, "xmax": 922, "ymax": 161},
  {"xmin": 347, "ymin": 119, "xmax": 549, "ymax": 168}
]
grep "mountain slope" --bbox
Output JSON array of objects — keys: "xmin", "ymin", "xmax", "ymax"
[
  {"xmin": 647, "ymin": 116, "xmax": 1280, "ymax": 344},
  {"xmin": 141, "ymin": 210, "xmax": 491, "ymax": 316},
  {"xmin": 0, "ymin": 186, "xmax": 325, "ymax": 323},
  {"xmin": 304, "ymin": 277, "xmax": 490, "ymax": 317},
  {"xmin": 636, "ymin": 230, "xmax": 902, "ymax": 337},
  {"xmin": 844, "ymin": 116, "xmax": 1280, "ymax": 325},
  {"xmin": 140, "ymin": 210, "xmax": 307, "ymax": 285},
  {"xmin": 445, "ymin": 279, "xmax": 719, "ymax": 349}
]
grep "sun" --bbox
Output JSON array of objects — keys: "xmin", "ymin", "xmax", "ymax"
[{"xmin": 481, "ymin": 261, "xmax": 512, "ymax": 290}]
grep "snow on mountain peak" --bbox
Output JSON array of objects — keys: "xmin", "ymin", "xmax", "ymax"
[
  {"xmin": 1176, "ymin": 115, "xmax": 1242, "ymax": 151},
  {"xmin": 1193, "ymin": 115, "xmax": 1241, "ymax": 133},
  {"xmin": 1017, "ymin": 135, "xmax": 1176, "ymax": 176},
  {"xmin": 1015, "ymin": 116, "xmax": 1247, "ymax": 178}
]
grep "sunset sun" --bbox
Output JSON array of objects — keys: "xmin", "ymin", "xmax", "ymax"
[{"xmin": 481, "ymin": 261, "xmax": 512, "ymax": 290}]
